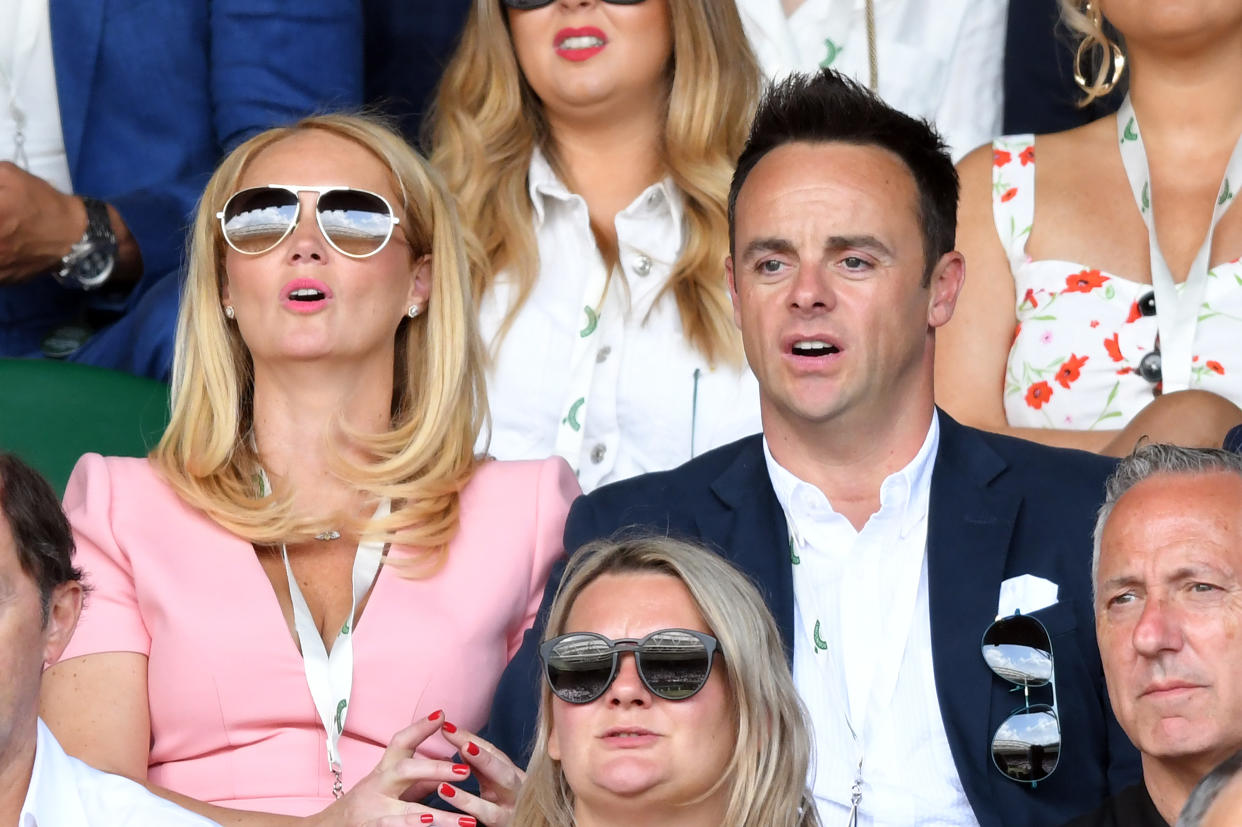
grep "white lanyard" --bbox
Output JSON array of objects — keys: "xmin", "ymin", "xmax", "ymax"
[
  {"xmin": 1116, "ymin": 95, "xmax": 1242, "ymax": 392},
  {"xmin": 0, "ymin": 0, "xmax": 41, "ymax": 170},
  {"xmin": 258, "ymin": 469, "xmax": 390, "ymax": 798},
  {"xmin": 786, "ymin": 511, "xmax": 925, "ymax": 826}
]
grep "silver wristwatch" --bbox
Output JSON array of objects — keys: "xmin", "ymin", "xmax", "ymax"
[{"xmin": 55, "ymin": 196, "xmax": 117, "ymax": 290}]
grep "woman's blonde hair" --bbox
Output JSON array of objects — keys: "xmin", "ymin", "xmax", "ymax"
[
  {"xmin": 427, "ymin": 1, "xmax": 761, "ymax": 366},
  {"xmin": 513, "ymin": 535, "xmax": 820, "ymax": 827},
  {"xmin": 152, "ymin": 113, "xmax": 487, "ymax": 563},
  {"xmin": 1059, "ymin": 0, "xmax": 1127, "ymax": 106}
]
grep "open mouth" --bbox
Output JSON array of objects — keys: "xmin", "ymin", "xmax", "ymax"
[
  {"xmin": 558, "ymin": 35, "xmax": 604, "ymax": 50},
  {"xmin": 791, "ymin": 340, "xmax": 840, "ymax": 357},
  {"xmin": 287, "ymin": 288, "xmax": 326, "ymax": 302}
]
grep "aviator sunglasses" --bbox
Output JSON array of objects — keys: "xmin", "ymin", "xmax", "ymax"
[
  {"xmin": 502, "ymin": 0, "xmax": 644, "ymax": 8},
  {"xmin": 540, "ymin": 628, "xmax": 722, "ymax": 704},
  {"xmin": 217, "ymin": 185, "xmax": 401, "ymax": 258},
  {"xmin": 981, "ymin": 612, "xmax": 1061, "ymax": 786}
]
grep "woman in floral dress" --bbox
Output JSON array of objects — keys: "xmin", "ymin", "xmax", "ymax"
[{"xmin": 936, "ymin": 0, "xmax": 1242, "ymax": 454}]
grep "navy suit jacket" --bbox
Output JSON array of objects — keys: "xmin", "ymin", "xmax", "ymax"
[
  {"xmin": 486, "ymin": 412, "xmax": 1141, "ymax": 827},
  {"xmin": 0, "ymin": 0, "xmax": 362, "ymax": 368}
]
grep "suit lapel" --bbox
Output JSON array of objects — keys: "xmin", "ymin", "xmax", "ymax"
[
  {"xmin": 699, "ymin": 437, "xmax": 795, "ymax": 659},
  {"xmin": 926, "ymin": 414, "xmax": 1021, "ymax": 817},
  {"xmin": 50, "ymin": 0, "xmax": 105, "ymax": 183}
]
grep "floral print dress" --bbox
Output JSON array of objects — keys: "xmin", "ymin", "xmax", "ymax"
[{"xmin": 991, "ymin": 135, "xmax": 1242, "ymax": 430}]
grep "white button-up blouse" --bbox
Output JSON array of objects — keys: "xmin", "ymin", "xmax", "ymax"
[{"xmin": 477, "ymin": 150, "xmax": 761, "ymax": 493}]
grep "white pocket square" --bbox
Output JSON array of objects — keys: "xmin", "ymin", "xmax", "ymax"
[{"xmin": 997, "ymin": 574, "xmax": 1060, "ymax": 619}]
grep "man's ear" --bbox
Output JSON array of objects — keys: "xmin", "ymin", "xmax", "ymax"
[
  {"xmin": 726, "ymin": 255, "xmax": 742, "ymax": 331},
  {"xmin": 42, "ymin": 581, "xmax": 83, "ymax": 666},
  {"xmin": 927, "ymin": 251, "xmax": 965, "ymax": 330}
]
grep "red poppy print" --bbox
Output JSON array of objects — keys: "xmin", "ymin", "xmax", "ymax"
[
  {"xmin": 1000, "ymin": 187, "xmax": 1018, "ymax": 203},
  {"xmin": 1021, "ymin": 288, "xmax": 1039, "ymax": 309},
  {"xmin": 1019, "ymin": 146, "xmax": 1035, "ymax": 166},
  {"xmin": 1055, "ymin": 354, "xmax": 1089, "ymax": 389},
  {"xmin": 1012, "ymin": 322, "xmax": 1022, "ymax": 345},
  {"xmin": 1207, "ymin": 360, "xmax": 1225, "ymax": 375},
  {"xmin": 1126, "ymin": 300, "xmax": 1141, "ymax": 323},
  {"xmin": 993, "ymin": 149, "xmax": 1012, "ymax": 167},
  {"xmin": 1025, "ymin": 381, "xmax": 1054, "ymax": 410},
  {"xmin": 1104, "ymin": 333, "xmax": 1124, "ymax": 362},
  {"xmin": 1065, "ymin": 269, "xmax": 1109, "ymax": 293},
  {"xmin": 1090, "ymin": 320, "xmax": 1100, "ymax": 328}
]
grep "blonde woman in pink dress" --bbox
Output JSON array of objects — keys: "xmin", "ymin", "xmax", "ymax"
[{"xmin": 40, "ymin": 115, "xmax": 577, "ymax": 825}]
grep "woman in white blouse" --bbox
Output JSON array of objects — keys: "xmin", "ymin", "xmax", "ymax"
[
  {"xmin": 429, "ymin": 0, "xmax": 763, "ymax": 492},
  {"xmin": 735, "ymin": 0, "xmax": 1006, "ymax": 162}
]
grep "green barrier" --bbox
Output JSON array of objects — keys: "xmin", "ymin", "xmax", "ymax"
[{"xmin": 0, "ymin": 359, "xmax": 170, "ymax": 496}]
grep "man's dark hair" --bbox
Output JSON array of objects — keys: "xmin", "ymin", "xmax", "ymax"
[
  {"xmin": 728, "ymin": 69, "xmax": 960, "ymax": 285},
  {"xmin": 0, "ymin": 454, "xmax": 83, "ymax": 624}
]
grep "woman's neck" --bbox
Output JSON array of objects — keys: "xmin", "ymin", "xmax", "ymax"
[
  {"xmin": 574, "ymin": 794, "xmax": 729, "ymax": 827},
  {"xmin": 1127, "ymin": 35, "xmax": 1242, "ymax": 154},
  {"xmin": 546, "ymin": 105, "xmax": 665, "ymax": 238},
  {"xmin": 250, "ymin": 355, "xmax": 395, "ymax": 519}
]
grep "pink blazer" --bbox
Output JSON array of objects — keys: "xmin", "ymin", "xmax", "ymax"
[{"xmin": 59, "ymin": 453, "xmax": 578, "ymax": 815}]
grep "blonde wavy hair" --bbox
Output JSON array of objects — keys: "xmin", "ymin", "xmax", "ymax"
[
  {"xmin": 152, "ymin": 114, "xmax": 487, "ymax": 563},
  {"xmin": 513, "ymin": 535, "xmax": 820, "ymax": 827},
  {"xmin": 427, "ymin": 1, "xmax": 761, "ymax": 366},
  {"xmin": 1059, "ymin": 0, "xmax": 1127, "ymax": 107}
]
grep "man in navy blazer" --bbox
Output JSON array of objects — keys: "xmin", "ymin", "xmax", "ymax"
[
  {"xmin": 0, "ymin": 0, "xmax": 362, "ymax": 379},
  {"xmin": 486, "ymin": 69, "xmax": 1139, "ymax": 826}
]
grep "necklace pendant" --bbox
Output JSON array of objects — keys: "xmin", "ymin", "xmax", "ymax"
[{"xmin": 315, "ymin": 529, "xmax": 342, "ymax": 542}]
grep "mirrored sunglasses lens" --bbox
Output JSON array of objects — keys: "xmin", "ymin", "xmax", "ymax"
[
  {"xmin": 991, "ymin": 707, "xmax": 1060, "ymax": 783},
  {"xmin": 223, "ymin": 189, "xmax": 298, "ymax": 253},
  {"xmin": 547, "ymin": 634, "xmax": 615, "ymax": 704},
  {"xmin": 317, "ymin": 190, "xmax": 393, "ymax": 256},
  {"xmin": 502, "ymin": 0, "xmax": 554, "ymax": 8},
  {"xmin": 638, "ymin": 630, "xmax": 712, "ymax": 700},
  {"xmin": 982, "ymin": 616, "xmax": 1053, "ymax": 687}
]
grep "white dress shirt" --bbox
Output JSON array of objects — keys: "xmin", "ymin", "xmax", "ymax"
[
  {"xmin": 0, "ymin": 0, "xmax": 73, "ymax": 192},
  {"xmin": 765, "ymin": 412, "xmax": 978, "ymax": 826},
  {"xmin": 478, "ymin": 150, "xmax": 762, "ymax": 493},
  {"xmin": 19, "ymin": 718, "xmax": 218, "ymax": 826},
  {"xmin": 735, "ymin": 0, "xmax": 1006, "ymax": 160}
]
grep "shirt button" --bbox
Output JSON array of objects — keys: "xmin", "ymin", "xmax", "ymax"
[
  {"xmin": 634, "ymin": 255, "xmax": 652, "ymax": 277},
  {"xmin": 590, "ymin": 443, "xmax": 607, "ymax": 464},
  {"xmin": 596, "ymin": 345, "xmax": 612, "ymax": 363}
]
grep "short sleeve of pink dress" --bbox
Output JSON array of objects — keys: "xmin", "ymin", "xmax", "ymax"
[{"xmin": 59, "ymin": 453, "xmax": 578, "ymax": 816}]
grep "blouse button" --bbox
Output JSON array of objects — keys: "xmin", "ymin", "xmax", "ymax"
[
  {"xmin": 596, "ymin": 345, "xmax": 612, "ymax": 364},
  {"xmin": 634, "ymin": 255, "xmax": 652, "ymax": 277},
  {"xmin": 590, "ymin": 443, "xmax": 607, "ymax": 464}
]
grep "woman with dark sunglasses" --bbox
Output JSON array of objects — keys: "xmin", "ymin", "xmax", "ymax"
[
  {"xmin": 428, "ymin": 0, "xmax": 764, "ymax": 495},
  {"xmin": 40, "ymin": 114, "xmax": 579, "ymax": 825},
  {"xmin": 510, "ymin": 535, "xmax": 821, "ymax": 827}
]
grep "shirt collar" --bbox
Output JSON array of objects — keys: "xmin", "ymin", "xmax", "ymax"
[
  {"xmin": 19, "ymin": 719, "xmax": 63, "ymax": 826},
  {"xmin": 763, "ymin": 410, "xmax": 941, "ymax": 543},
  {"xmin": 527, "ymin": 146, "xmax": 684, "ymax": 235}
]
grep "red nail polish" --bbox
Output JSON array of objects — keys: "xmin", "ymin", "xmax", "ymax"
[
  {"xmin": 452, "ymin": 763, "xmax": 469, "ymax": 775},
  {"xmin": 459, "ymin": 819, "xmax": 477, "ymax": 827},
  {"xmin": 427, "ymin": 709, "xmax": 442, "ymax": 721},
  {"xmin": 442, "ymin": 721, "xmax": 458, "ymax": 734},
  {"xmin": 466, "ymin": 741, "xmax": 480, "ymax": 756},
  {"xmin": 420, "ymin": 816, "xmax": 434, "ymax": 825},
  {"xmin": 440, "ymin": 782, "xmax": 456, "ymax": 798}
]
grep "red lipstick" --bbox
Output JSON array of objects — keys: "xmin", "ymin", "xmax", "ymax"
[{"xmin": 554, "ymin": 27, "xmax": 607, "ymax": 62}]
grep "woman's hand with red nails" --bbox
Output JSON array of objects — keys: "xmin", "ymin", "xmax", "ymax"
[
  {"xmin": 308, "ymin": 713, "xmax": 475, "ymax": 827},
  {"xmin": 435, "ymin": 721, "xmax": 526, "ymax": 827}
]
